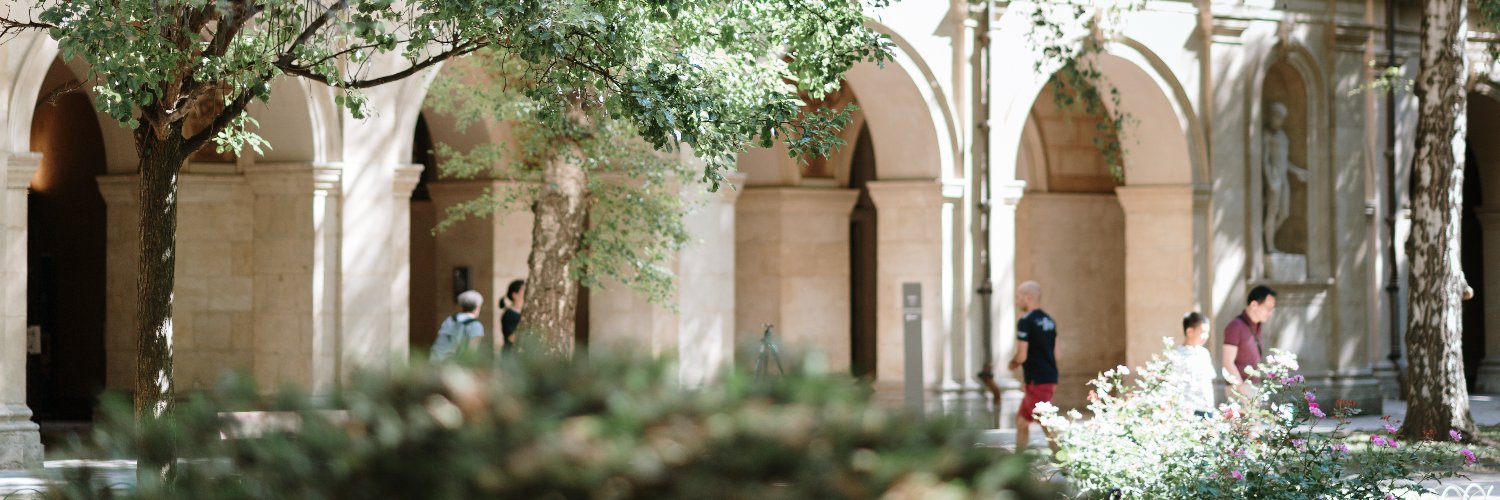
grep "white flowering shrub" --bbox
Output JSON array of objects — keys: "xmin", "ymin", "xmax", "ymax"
[{"xmin": 1035, "ymin": 339, "xmax": 1471, "ymax": 499}]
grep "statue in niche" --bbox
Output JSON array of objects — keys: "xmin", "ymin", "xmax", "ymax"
[{"xmin": 1263, "ymin": 101, "xmax": 1308, "ymax": 255}]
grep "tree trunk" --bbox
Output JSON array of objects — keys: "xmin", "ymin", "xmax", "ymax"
[
  {"xmin": 1402, "ymin": 0, "xmax": 1477, "ymax": 441},
  {"xmin": 518, "ymin": 150, "xmax": 588, "ymax": 358}
]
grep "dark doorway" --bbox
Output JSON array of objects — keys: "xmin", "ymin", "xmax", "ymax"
[
  {"xmin": 1463, "ymin": 143, "xmax": 1486, "ymax": 391},
  {"xmin": 410, "ymin": 114, "xmax": 439, "ymax": 354},
  {"xmin": 849, "ymin": 125, "xmax": 877, "ymax": 379},
  {"xmin": 26, "ymin": 62, "xmax": 108, "ymax": 423}
]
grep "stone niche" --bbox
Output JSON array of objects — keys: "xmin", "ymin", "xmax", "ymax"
[{"xmin": 1261, "ymin": 60, "xmax": 1310, "ymax": 281}]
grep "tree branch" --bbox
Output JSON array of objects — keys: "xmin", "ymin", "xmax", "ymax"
[
  {"xmin": 276, "ymin": 41, "xmax": 483, "ymax": 90},
  {"xmin": 181, "ymin": 82, "xmax": 263, "ymax": 154},
  {"xmin": 276, "ymin": 0, "xmax": 349, "ymax": 66}
]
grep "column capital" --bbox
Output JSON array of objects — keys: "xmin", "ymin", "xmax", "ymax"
[
  {"xmin": 866, "ymin": 179, "xmax": 943, "ymax": 210},
  {"xmin": 246, "ymin": 162, "xmax": 342, "ymax": 195},
  {"xmin": 392, "ymin": 164, "xmax": 424, "ymax": 197},
  {"xmin": 96, "ymin": 175, "xmax": 139, "ymax": 205},
  {"xmin": 737, "ymin": 186, "xmax": 859, "ymax": 215},
  {"xmin": 995, "ymin": 181, "xmax": 1026, "ymax": 207},
  {"xmin": 714, "ymin": 172, "xmax": 749, "ymax": 204},
  {"xmin": 5, "ymin": 152, "xmax": 39, "ymax": 191},
  {"xmin": 1114, "ymin": 184, "xmax": 1211, "ymax": 213}
]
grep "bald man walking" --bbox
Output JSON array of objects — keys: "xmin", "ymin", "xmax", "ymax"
[{"xmin": 1008, "ymin": 281, "xmax": 1057, "ymax": 453}]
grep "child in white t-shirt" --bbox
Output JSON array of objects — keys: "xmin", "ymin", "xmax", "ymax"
[{"xmin": 1170, "ymin": 312, "xmax": 1217, "ymax": 415}]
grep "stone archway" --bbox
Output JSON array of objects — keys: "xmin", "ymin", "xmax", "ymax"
[
  {"xmin": 992, "ymin": 26, "xmax": 1208, "ymax": 424},
  {"xmin": 26, "ymin": 59, "xmax": 108, "ymax": 429}
]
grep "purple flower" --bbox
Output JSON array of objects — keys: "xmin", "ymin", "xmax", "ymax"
[
  {"xmin": 1384, "ymin": 423, "xmax": 1398, "ymax": 434},
  {"xmin": 1372, "ymin": 435, "xmax": 1387, "ymax": 447},
  {"xmin": 1384, "ymin": 494, "xmax": 1395, "ymax": 500},
  {"xmin": 1309, "ymin": 403, "xmax": 1326, "ymax": 418},
  {"xmin": 1451, "ymin": 429, "xmax": 1464, "ymax": 442},
  {"xmin": 1233, "ymin": 448, "xmax": 1247, "ymax": 458},
  {"xmin": 1461, "ymin": 448, "xmax": 1478, "ymax": 466},
  {"xmin": 1231, "ymin": 470, "xmax": 1244, "ymax": 481},
  {"xmin": 1331, "ymin": 443, "xmax": 1350, "ymax": 455},
  {"xmin": 1292, "ymin": 439, "xmax": 1307, "ymax": 449},
  {"xmin": 1208, "ymin": 473, "xmax": 1218, "ymax": 480},
  {"xmin": 1293, "ymin": 374, "xmax": 1305, "ymax": 383},
  {"xmin": 1304, "ymin": 391, "xmax": 1317, "ymax": 403}
]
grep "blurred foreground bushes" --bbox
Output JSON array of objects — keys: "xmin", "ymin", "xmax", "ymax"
[{"xmin": 54, "ymin": 348, "xmax": 1050, "ymax": 499}]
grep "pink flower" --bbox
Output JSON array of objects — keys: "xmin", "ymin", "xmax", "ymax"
[
  {"xmin": 1451, "ymin": 429, "xmax": 1464, "ymax": 442},
  {"xmin": 1233, "ymin": 448, "xmax": 1247, "ymax": 458},
  {"xmin": 1304, "ymin": 391, "xmax": 1317, "ymax": 403},
  {"xmin": 1292, "ymin": 439, "xmax": 1307, "ymax": 449},
  {"xmin": 1331, "ymin": 443, "xmax": 1350, "ymax": 455},
  {"xmin": 1384, "ymin": 494, "xmax": 1395, "ymax": 500},
  {"xmin": 1461, "ymin": 448, "xmax": 1478, "ymax": 466},
  {"xmin": 1384, "ymin": 423, "xmax": 1398, "ymax": 434},
  {"xmin": 1309, "ymin": 403, "xmax": 1326, "ymax": 418},
  {"xmin": 1231, "ymin": 470, "xmax": 1244, "ymax": 481},
  {"xmin": 1372, "ymin": 435, "xmax": 1387, "ymax": 447}
]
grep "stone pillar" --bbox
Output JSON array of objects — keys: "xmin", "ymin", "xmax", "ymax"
[
  {"xmin": 1, "ymin": 153, "xmax": 42, "ymax": 468},
  {"xmin": 173, "ymin": 174, "xmax": 254, "ymax": 390},
  {"xmin": 735, "ymin": 187, "xmax": 859, "ymax": 372},
  {"xmin": 1115, "ymin": 185, "xmax": 1205, "ymax": 369},
  {"xmin": 246, "ymin": 164, "xmax": 342, "ymax": 394},
  {"xmin": 389, "ymin": 165, "xmax": 422, "ymax": 362},
  {"xmin": 676, "ymin": 173, "xmax": 744, "ymax": 386},
  {"xmin": 1474, "ymin": 207, "xmax": 1500, "ymax": 393},
  {"xmin": 425, "ymin": 180, "xmax": 533, "ymax": 352},
  {"xmin": 96, "ymin": 176, "xmax": 138, "ymax": 391},
  {"xmin": 867, "ymin": 180, "xmax": 945, "ymax": 409},
  {"xmin": 990, "ymin": 181, "xmax": 1025, "ymax": 429}
]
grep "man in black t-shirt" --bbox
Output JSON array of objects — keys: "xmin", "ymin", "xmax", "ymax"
[{"xmin": 1007, "ymin": 280, "xmax": 1057, "ymax": 452}]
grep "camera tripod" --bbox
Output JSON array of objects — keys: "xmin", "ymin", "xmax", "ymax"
[{"xmin": 753, "ymin": 324, "xmax": 785, "ymax": 379}]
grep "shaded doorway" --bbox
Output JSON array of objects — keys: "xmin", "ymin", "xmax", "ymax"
[
  {"xmin": 26, "ymin": 61, "xmax": 108, "ymax": 423},
  {"xmin": 849, "ymin": 125, "xmax": 877, "ymax": 379},
  {"xmin": 1463, "ymin": 143, "xmax": 1486, "ymax": 390}
]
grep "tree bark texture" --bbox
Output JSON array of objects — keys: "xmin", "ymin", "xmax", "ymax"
[
  {"xmin": 519, "ymin": 151, "xmax": 588, "ymax": 358},
  {"xmin": 1402, "ymin": 0, "xmax": 1477, "ymax": 441},
  {"xmin": 133, "ymin": 132, "xmax": 188, "ymax": 422}
]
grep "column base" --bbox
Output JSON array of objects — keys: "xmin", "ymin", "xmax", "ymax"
[
  {"xmin": 1372, "ymin": 361, "xmax": 1406, "ymax": 400},
  {"xmin": 0, "ymin": 404, "xmax": 42, "ymax": 469},
  {"xmin": 1473, "ymin": 358, "xmax": 1500, "ymax": 395},
  {"xmin": 1303, "ymin": 375, "xmax": 1384, "ymax": 416}
]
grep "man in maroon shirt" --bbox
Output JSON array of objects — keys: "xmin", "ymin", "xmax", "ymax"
[{"xmin": 1222, "ymin": 285, "xmax": 1277, "ymax": 398}]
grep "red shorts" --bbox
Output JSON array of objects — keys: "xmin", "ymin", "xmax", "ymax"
[{"xmin": 1018, "ymin": 382, "xmax": 1057, "ymax": 423}]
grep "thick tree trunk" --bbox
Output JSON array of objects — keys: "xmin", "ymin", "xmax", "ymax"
[
  {"xmin": 1402, "ymin": 0, "xmax": 1477, "ymax": 441},
  {"xmin": 132, "ymin": 131, "xmax": 190, "ymax": 419},
  {"xmin": 518, "ymin": 151, "xmax": 588, "ymax": 358}
]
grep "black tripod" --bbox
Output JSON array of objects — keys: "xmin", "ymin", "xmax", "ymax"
[{"xmin": 754, "ymin": 324, "xmax": 785, "ymax": 379}]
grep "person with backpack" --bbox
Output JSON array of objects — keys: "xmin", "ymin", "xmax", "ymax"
[{"xmin": 431, "ymin": 290, "xmax": 485, "ymax": 362}]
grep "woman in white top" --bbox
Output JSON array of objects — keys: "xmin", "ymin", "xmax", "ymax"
[{"xmin": 1170, "ymin": 312, "xmax": 1217, "ymax": 415}]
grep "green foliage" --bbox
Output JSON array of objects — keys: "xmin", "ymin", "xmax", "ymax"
[
  {"xmin": 53, "ymin": 346, "xmax": 1054, "ymax": 499},
  {"xmin": 1036, "ymin": 341, "xmax": 1470, "ymax": 499},
  {"xmin": 1022, "ymin": 0, "xmax": 1144, "ymax": 182},
  {"xmin": 421, "ymin": 0, "xmax": 890, "ymax": 304}
]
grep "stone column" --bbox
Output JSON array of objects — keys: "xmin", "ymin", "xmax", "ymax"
[
  {"xmin": 1, "ymin": 153, "xmax": 42, "ymax": 468},
  {"xmin": 990, "ymin": 181, "xmax": 1025, "ymax": 429},
  {"xmin": 867, "ymin": 180, "xmax": 945, "ymax": 409},
  {"xmin": 1474, "ymin": 207, "xmax": 1500, "ymax": 393},
  {"xmin": 676, "ymin": 173, "xmax": 745, "ymax": 386},
  {"xmin": 735, "ymin": 187, "xmax": 859, "ymax": 372},
  {"xmin": 1115, "ymin": 185, "xmax": 1205, "ymax": 369},
  {"xmin": 96, "ymin": 176, "xmax": 138, "ymax": 390},
  {"xmin": 388, "ymin": 165, "xmax": 422, "ymax": 362},
  {"xmin": 246, "ymin": 164, "xmax": 342, "ymax": 394}
]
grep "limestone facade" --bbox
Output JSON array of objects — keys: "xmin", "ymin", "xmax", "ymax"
[{"xmin": 5, "ymin": 0, "xmax": 1500, "ymax": 466}]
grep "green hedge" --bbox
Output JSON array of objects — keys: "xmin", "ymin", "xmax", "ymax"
[{"xmin": 54, "ymin": 349, "xmax": 1051, "ymax": 499}]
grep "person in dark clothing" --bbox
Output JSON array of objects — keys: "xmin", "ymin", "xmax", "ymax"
[
  {"xmin": 499, "ymin": 279, "xmax": 525, "ymax": 354},
  {"xmin": 1007, "ymin": 280, "xmax": 1057, "ymax": 453}
]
